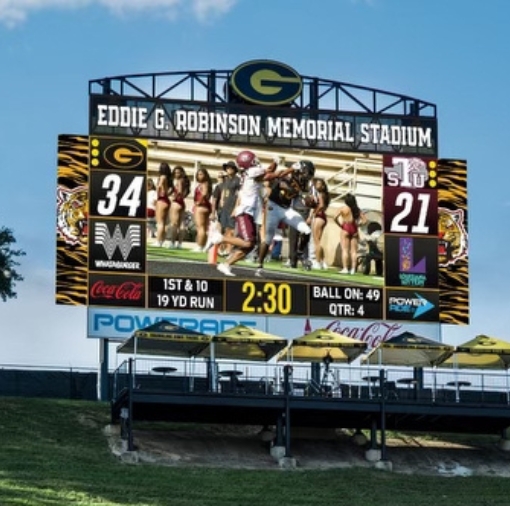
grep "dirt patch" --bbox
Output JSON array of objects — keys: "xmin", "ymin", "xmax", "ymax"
[{"xmin": 105, "ymin": 424, "xmax": 510, "ymax": 476}]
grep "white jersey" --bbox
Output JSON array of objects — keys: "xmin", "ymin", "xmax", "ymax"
[{"xmin": 234, "ymin": 165, "xmax": 265, "ymax": 217}]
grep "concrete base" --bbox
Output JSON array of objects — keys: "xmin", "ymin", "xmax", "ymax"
[
  {"xmin": 120, "ymin": 450, "xmax": 140, "ymax": 464},
  {"xmin": 102, "ymin": 424, "xmax": 121, "ymax": 437},
  {"xmin": 374, "ymin": 459, "xmax": 393, "ymax": 472},
  {"xmin": 270, "ymin": 445, "xmax": 286, "ymax": 461},
  {"xmin": 352, "ymin": 432, "xmax": 368, "ymax": 446},
  {"xmin": 365, "ymin": 448, "xmax": 382, "ymax": 462},
  {"xmin": 278, "ymin": 456, "xmax": 297, "ymax": 469},
  {"xmin": 499, "ymin": 439, "xmax": 510, "ymax": 451}
]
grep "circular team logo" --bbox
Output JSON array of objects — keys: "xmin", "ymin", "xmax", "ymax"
[
  {"xmin": 103, "ymin": 142, "xmax": 145, "ymax": 169},
  {"xmin": 90, "ymin": 137, "xmax": 147, "ymax": 171},
  {"xmin": 230, "ymin": 60, "xmax": 302, "ymax": 106}
]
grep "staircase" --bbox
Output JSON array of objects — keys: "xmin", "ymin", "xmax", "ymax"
[{"xmin": 325, "ymin": 158, "xmax": 382, "ymax": 212}]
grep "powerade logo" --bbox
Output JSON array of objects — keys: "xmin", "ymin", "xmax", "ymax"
[
  {"xmin": 90, "ymin": 312, "xmax": 259, "ymax": 338},
  {"xmin": 386, "ymin": 289, "xmax": 439, "ymax": 322},
  {"xmin": 230, "ymin": 60, "xmax": 302, "ymax": 106}
]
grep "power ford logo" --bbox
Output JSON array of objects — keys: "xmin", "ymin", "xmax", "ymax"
[
  {"xmin": 385, "ymin": 289, "xmax": 439, "ymax": 322},
  {"xmin": 230, "ymin": 60, "xmax": 302, "ymax": 106}
]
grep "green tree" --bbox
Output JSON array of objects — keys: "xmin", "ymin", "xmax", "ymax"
[{"xmin": 0, "ymin": 227, "xmax": 26, "ymax": 302}]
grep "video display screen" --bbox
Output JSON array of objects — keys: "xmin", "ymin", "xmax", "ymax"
[{"xmin": 56, "ymin": 61, "xmax": 469, "ymax": 324}]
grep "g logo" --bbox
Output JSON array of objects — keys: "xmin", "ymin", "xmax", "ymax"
[
  {"xmin": 91, "ymin": 138, "xmax": 147, "ymax": 171},
  {"xmin": 104, "ymin": 144, "xmax": 144, "ymax": 170},
  {"xmin": 231, "ymin": 60, "xmax": 302, "ymax": 106}
]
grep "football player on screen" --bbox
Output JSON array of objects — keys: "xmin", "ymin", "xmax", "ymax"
[
  {"xmin": 255, "ymin": 160, "xmax": 316, "ymax": 276},
  {"xmin": 207, "ymin": 150, "xmax": 279, "ymax": 277}
]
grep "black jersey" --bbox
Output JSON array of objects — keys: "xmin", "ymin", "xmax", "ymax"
[{"xmin": 268, "ymin": 175, "xmax": 301, "ymax": 209}]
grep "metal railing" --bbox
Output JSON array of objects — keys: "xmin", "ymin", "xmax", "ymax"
[{"xmin": 111, "ymin": 358, "xmax": 510, "ymax": 406}]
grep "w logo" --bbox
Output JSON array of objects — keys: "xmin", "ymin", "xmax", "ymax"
[{"xmin": 94, "ymin": 223, "xmax": 141, "ymax": 260}]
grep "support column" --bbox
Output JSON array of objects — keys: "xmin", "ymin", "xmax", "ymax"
[
  {"xmin": 499, "ymin": 427, "xmax": 510, "ymax": 451},
  {"xmin": 365, "ymin": 418, "xmax": 382, "ymax": 462},
  {"xmin": 279, "ymin": 365, "xmax": 297, "ymax": 468},
  {"xmin": 270, "ymin": 416, "xmax": 286, "ymax": 461},
  {"xmin": 283, "ymin": 365, "xmax": 292, "ymax": 457},
  {"xmin": 379, "ymin": 368, "xmax": 388, "ymax": 461},
  {"xmin": 99, "ymin": 338, "xmax": 110, "ymax": 401}
]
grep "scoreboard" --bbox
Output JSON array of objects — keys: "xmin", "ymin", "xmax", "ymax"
[{"xmin": 56, "ymin": 60, "xmax": 469, "ymax": 325}]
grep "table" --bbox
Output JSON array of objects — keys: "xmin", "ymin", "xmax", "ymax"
[
  {"xmin": 446, "ymin": 380, "xmax": 472, "ymax": 403},
  {"xmin": 396, "ymin": 377, "xmax": 419, "ymax": 400},
  {"xmin": 397, "ymin": 378, "xmax": 418, "ymax": 387},
  {"xmin": 362, "ymin": 375, "xmax": 380, "ymax": 399},
  {"xmin": 219, "ymin": 370, "xmax": 243, "ymax": 379},
  {"xmin": 152, "ymin": 366, "xmax": 177, "ymax": 376},
  {"xmin": 219, "ymin": 370, "xmax": 244, "ymax": 393},
  {"xmin": 446, "ymin": 381, "xmax": 472, "ymax": 388}
]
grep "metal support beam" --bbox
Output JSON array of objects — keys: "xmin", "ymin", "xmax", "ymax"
[{"xmin": 99, "ymin": 338, "xmax": 110, "ymax": 401}]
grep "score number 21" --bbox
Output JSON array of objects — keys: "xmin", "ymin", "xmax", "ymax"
[{"xmin": 389, "ymin": 191, "xmax": 431, "ymax": 234}]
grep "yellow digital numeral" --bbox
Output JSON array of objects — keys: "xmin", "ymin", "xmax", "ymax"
[
  {"xmin": 278, "ymin": 283, "xmax": 292, "ymax": 315},
  {"xmin": 263, "ymin": 283, "xmax": 277, "ymax": 313},
  {"xmin": 263, "ymin": 283, "xmax": 291, "ymax": 315},
  {"xmin": 241, "ymin": 281, "xmax": 256, "ymax": 313},
  {"xmin": 241, "ymin": 281, "xmax": 292, "ymax": 315}
]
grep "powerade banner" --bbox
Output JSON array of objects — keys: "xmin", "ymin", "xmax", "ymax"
[
  {"xmin": 87, "ymin": 308, "xmax": 441, "ymax": 349},
  {"xmin": 88, "ymin": 307, "xmax": 266, "ymax": 338}
]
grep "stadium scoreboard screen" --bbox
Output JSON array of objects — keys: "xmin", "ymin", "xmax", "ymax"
[{"xmin": 56, "ymin": 60, "xmax": 469, "ymax": 325}]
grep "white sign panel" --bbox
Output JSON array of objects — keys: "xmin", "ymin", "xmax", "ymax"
[
  {"xmin": 88, "ymin": 307, "xmax": 440, "ymax": 349},
  {"xmin": 266, "ymin": 316, "xmax": 441, "ymax": 349},
  {"xmin": 87, "ymin": 307, "xmax": 266, "ymax": 339}
]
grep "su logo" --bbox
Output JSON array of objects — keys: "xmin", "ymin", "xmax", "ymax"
[
  {"xmin": 230, "ymin": 60, "xmax": 302, "ymax": 106},
  {"xmin": 90, "ymin": 137, "xmax": 147, "ymax": 171}
]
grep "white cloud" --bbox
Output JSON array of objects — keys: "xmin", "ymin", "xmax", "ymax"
[
  {"xmin": 0, "ymin": 0, "xmax": 237, "ymax": 27},
  {"xmin": 191, "ymin": 0, "xmax": 237, "ymax": 22}
]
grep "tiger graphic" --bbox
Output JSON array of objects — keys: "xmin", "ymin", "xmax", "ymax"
[
  {"xmin": 56, "ymin": 185, "xmax": 88, "ymax": 246},
  {"xmin": 438, "ymin": 207, "xmax": 467, "ymax": 267}
]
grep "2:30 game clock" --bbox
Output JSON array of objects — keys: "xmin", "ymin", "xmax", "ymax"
[{"xmin": 225, "ymin": 280, "xmax": 308, "ymax": 316}]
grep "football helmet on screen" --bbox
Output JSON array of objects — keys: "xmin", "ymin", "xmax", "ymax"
[
  {"xmin": 296, "ymin": 160, "xmax": 315, "ymax": 180},
  {"xmin": 292, "ymin": 160, "xmax": 316, "ymax": 190},
  {"xmin": 236, "ymin": 150, "xmax": 260, "ymax": 170}
]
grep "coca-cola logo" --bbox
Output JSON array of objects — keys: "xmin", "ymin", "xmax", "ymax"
[
  {"xmin": 89, "ymin": 278, "xmax": 144, "ymax": 306},
  {"xmin": 326, "ymin": 321, "xmax": 403, "ymax": 349}
]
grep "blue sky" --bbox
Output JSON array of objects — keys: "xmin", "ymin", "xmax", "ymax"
[{"xmin": 0, "ymin": 0, "xmax": 508, "ymax": 367}]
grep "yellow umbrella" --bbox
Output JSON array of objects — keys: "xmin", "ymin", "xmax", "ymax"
[
  {"xmin": 440, "ymin": 334, "xmax": 510, "ymax": 370},
  {"xmin": 277, "ymin": 328, "xmax": 367, "ymax": 364},
  {"xmin": 117, "ymin": 320, "xmax": 211, "ymax": 357},
  {"xmin": 438, "ymin": 335, "xmax": 510, "ymax": 403},
  {"xmin": 198, "ymin": 324, "xmax": 288, "ymax": 362}
]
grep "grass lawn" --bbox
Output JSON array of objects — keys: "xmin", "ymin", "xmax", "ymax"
[
  {"xmin": 147, "ymin": 245, "xmax": 383, "ymax": 286},
  {"xmin": 1, "ymin": 397, "xmax": 509, "ymax": 505}
]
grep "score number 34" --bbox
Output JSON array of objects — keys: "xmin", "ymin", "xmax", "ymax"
[{"xmin": 97, "ymin": 174, "xmax": 144, "ymax": 217}]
